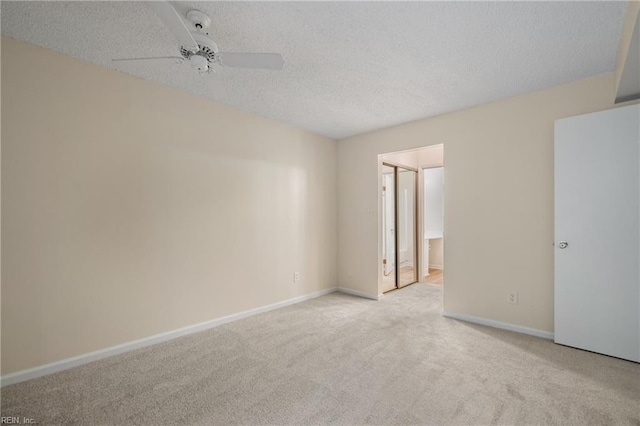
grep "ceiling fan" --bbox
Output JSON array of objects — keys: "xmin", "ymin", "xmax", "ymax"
[{"xmin": 113, "ymin": 1, "xmax": 284, "ymax": 74}]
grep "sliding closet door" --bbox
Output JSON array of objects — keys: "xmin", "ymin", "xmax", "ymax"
[
  {"xmin": 397, "ymin": 167, "xmax": 417, "ymax": 287},
  {"xmin": 381, "ymin": 165, "xmax": 397, "ymax": 293}
]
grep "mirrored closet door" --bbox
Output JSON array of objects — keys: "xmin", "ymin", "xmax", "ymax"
[{"xmin": 381, "ymin": 163, "xmax": 418, "ymax": 291}]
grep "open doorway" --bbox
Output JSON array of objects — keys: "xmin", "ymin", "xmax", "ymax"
[
  {"xmin": 379, "ymin": 145, "xmax": 444, "ymax": 295},
  {"xmin": 423, "ymin": 166, "xmax": 444, "ymax": 285}
]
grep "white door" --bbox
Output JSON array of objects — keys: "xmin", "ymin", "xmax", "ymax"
[{"xmin": 554, "ymin": 104, "xmax": 640, "ymax": 362}]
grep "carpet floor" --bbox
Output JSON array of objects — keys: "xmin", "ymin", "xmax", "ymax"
[{"xmin": 1, "ymin": 283, "xmax": 639, "ymax": 425}]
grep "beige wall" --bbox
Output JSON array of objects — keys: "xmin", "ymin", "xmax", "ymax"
[
  {"xmin": 2, "ymin": 12, "xmax": 639, "ymax": 375},
  {"xmin": 1, "ymin": 38, "xmax": 338, "ymax": 375},
  {"xmin": 428, "ymin": 239, "xmax": 444, "ymax": 270},
  {"xmin": 419, "ymin": 146, "xmax": 444, "ymax": 278},
  {"xmin": 338, "ymin": 73, "xmax": 618, "ymax": 333}
]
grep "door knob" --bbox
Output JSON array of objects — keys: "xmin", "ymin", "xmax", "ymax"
[{"xmin": 558, "ymin": 241, "xmax": 568, "ymax": 249}]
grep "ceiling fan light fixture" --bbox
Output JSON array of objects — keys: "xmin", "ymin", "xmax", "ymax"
[{"xmin": 189, "ymin": 54, "xmax": 209, "ymax": 72}]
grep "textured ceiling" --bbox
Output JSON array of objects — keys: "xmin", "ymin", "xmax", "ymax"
[{"xmin": 0, "ymin": 1, "xmax": 628, "ymax": 139}]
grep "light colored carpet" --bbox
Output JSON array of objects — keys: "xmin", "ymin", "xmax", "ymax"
[{"xmin": 1, "ymin": 283, "xmax": 639, "ymax": 425}]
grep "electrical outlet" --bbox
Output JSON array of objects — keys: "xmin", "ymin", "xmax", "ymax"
[
  {"xmin": 509, "ymin": 292, "xmax": 518, "ymax": 305},
  {"xmin": 294, "ymin": 272, "xmax": 300, "ymax": 283}
]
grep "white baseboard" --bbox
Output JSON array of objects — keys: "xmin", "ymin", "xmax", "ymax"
[
  {"xmin": 1, "ymin": 287, "xmax": 338, "ymax": 387},
  {"xmin": 424, "ymin": 266, "xmax": 443, "ymax": 276},
  {"xmin": 337, "ymin": 287, "xmax": 380, "ymax": 301},
  {"xmin": 442, "ymin": 311, "xmax": 554, "ymax": 340}
]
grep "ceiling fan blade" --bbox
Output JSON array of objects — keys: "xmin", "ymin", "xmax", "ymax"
[
  {"xmin": 148, "ymin": 1, "xmax": 199, "ymax": 53},
  {"xmin": 218, "ymin": 52, "xmax": 284, "ymax": 70},
  {"xmin": 112, "ymin": 56, "xmax": 185, "ymax": 64}
]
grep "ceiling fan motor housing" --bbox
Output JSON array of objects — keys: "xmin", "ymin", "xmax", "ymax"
[{"xmin": 179, "ymin": 32, "xmax": 219, "ymax": 65}]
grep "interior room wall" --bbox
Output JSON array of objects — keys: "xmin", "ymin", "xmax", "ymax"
[
  {"xmin": 423, "ymin": 165, "xmax": 444, "ymax": 275},
  {"xmin": 423, "ymin": 166, "xmax": 444, "ymax": 238},
  {"xmin": 428, "ymin": 239, "xmax": 444, "ymax": 270},
  {"xmin": 1, "ymin": 37, "xmax": 338, "ymax": 375},
  {"xmin": 338, "ymin": 73, "xmax": 619, "ymax": 333}
]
